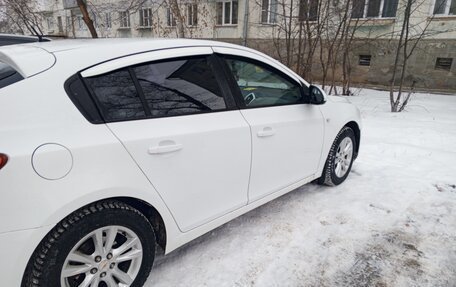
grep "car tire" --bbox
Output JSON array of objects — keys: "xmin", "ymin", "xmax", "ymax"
[
  {"xmin": 318, "ymin": 126, "xmax": 356, "ymax": 186},
  {"xmin": 22, "ymin": 200, "xmax": 155, "ymax": 287}
]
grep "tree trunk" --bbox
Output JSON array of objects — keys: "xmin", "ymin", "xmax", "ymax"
[
  {"xmin": 286, "ymin": 0, "xmax": 293, "ymax": 67},
  {"xmin": 296, "ymin": 21, "xmax": 303, "ymax": 75},
  {"xmin": 389, "ymin": 0, "xmax": 412, "ymax": 112},
  {"xmin": 77, "ymin": 0, "xmax": 98, "ymax": 38},
  {"xmin": 169, "ymin": 0, "xmax": 186, "ymax": 38},
  {"xmin": 70, "ymin": 11, "xmax": 76, "ymax": 38},
  {"xmin": 395, "ymin": 5, "xmax": 411, "ymax": 112}
]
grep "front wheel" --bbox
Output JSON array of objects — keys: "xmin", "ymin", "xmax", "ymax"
[
  {"xmin": 22, "ymin": 200, "xmax": 155, "ymax": 287},
  {"xmin": 318, "ymin": 127, "xmax": 356, "ymax": 186}
]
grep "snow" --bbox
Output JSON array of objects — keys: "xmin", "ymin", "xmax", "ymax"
[{"xmin": 146, "ymin": 89, "xmax": 456, "ymax": 287}]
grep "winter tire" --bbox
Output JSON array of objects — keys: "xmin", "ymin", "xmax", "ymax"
[
  {"xmin": 21, "ymin": 200, "xmax": 155, "ymax": 287},
  {"xmin": 318, "ymin": 127, "xmax": 356, "ymax": 186}
]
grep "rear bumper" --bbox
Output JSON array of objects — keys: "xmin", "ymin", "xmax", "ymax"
[{"xmin": 0, "ymin": 226, "xmax": 51, "ymax": 286}]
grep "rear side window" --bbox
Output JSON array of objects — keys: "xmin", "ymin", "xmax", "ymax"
[
  {"xmin": 133, "ymin": 57, "xmax": 226, "ymax": 117},
  {"xmin": 83, "ymin": 56, "xmax": 227, "ymax": 122},
  {"xmin": 0, "ymin": 62, "xmax": 23, "ymax": 89},
  {"xmin": 85, "ymin": 69, "xmax": 146, "ymax": 122}
]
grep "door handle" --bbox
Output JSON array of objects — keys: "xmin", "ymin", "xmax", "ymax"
[
  {"xmin": 148, "ymin": 142, "xmax": 183, "ymax": 154},
  {"xmin": 257, "ymin": 127, "xmax": 275, "ymax": 137}
]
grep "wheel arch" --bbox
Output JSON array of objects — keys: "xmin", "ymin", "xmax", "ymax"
[
  {"xmin": 21, "ymin": 198, "xmax": 162, "ymax": 287},
  {"xmin": 25, "ymin": 195, "xmax": 169, "ymax": 274},
  {"xmin": 316, "ymin": 116, "xmax": 362, "ymax": 180},
  {"xmin": 61, "ymin": 196, "xmax": 168, "ymax": 251},
  {"xmin": 344, "ymin": 121, "xmax": 361, "ymax": 159},
  {"xmin": 113, "ymin": 196, "xmax": 167, "ymax": 251}
]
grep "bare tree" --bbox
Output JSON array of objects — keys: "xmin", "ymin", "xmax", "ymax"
[
  {"xmin": 296, "ymin": 0, "xmax": 326, "ymax": 81},
  {"xmin": 268, "ymin": 0, "xmax": 300, "ymax": 67},
  {"xmin": 77, "ymin": 0, "xmax": 98, "ymax": 37},
  {"xmin": 341, "ymin": 16, "xmax": 361, "ymax": 95},
  {"xmin": 167, "ymin": 0, "xmax": 186, "ymax": 37},
  {"xmin": 152, "ymin": 0, "xmax": 210, "ymax": 39},
  {"xmin": 0, "ymin": 0, "xmax": 44, "ymax": 36},
  {"xmin": 254, "ymin": 0, "xmax": 363, "ymax": 95},
  {"xmin": 318, "ymin": 0, "xmax": 362, "ymax": 95},
  {"xmin": 388, "ymin": 0, "xmax": 440, "ymax": 112},
  {"xmin": 74, "ymin": 0, "xmax": 149, "ymax": 38},
  {"xmin": 260, "ymin": 0, "xmax": 325, "ymax": 76}
]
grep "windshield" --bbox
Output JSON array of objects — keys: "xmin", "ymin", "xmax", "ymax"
[{"xmin": 0, "ymin": 62, "xmax": 23, "ymax": 89}]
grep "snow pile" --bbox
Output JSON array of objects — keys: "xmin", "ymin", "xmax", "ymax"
[{"xmin": 146, "ymin": 90, "xmax": 456, "ymax": 287}]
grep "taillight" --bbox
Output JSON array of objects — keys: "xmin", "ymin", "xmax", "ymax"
[{"xmin": 0, "ymin": 154, "xmax": 8, "ymax": 170}]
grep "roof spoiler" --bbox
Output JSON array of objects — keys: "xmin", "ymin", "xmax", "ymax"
[{"xmin": 0, "ymin": 45, "xmax": 55, "ymax": 78}]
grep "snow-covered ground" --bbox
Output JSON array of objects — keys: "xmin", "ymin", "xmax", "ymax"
[{"xmin": 146, "ymin": 90, "xmax": 456, "ymax": 287}]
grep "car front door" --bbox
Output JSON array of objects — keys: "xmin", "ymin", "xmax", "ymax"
[
  {"xmin": 214, "ymin": 47, "xmax": 325, "ymax": 202},
  {"xmin": 82, "ymin": 48, "xmax": 251, "ymax": 232}
]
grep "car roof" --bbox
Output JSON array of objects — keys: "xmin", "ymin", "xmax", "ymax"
[
  {"xmin": 32, "ymin": 38, "xmax": 240, "ymax": 54},
  {"xmin": 0, "ymin": 38, "xmax": 244, "ymax": 78},
  {"xmin": 0, "ymin": 38, "xmax": 308, "ymax": 87}
]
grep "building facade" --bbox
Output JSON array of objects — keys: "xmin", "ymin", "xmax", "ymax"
[{"xmin": 26, "ymin": 0, "xmax": 456, "ymax": 90}]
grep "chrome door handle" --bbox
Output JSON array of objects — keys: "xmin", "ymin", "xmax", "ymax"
[
  {"xmin": 148, "ymin": 143, "xmax": 183, "ymax": 154},
  {"xmin": 257, "ymin": 127, "xmax": 275, "ymax": 137}
]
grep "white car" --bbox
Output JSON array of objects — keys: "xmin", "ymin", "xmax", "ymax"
[{"xmin": 0, "ymin": 39, "xmax": 361, "ymax": 287}]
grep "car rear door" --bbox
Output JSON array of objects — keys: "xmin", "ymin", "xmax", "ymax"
[
  {"xmin": 213, "ymin": 47, "xmax": 325, "ymax": 203},
  {"xmin": 81, "ymin": 47, "xmax": 251, "ymax": 232}
]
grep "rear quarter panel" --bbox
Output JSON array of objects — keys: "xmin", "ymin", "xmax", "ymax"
[{"xmin": 0, "ymin": 62, "xmax": 182, "ymax": 283}]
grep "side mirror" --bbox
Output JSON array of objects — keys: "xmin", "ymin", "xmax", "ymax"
[{"xmin": 309, "ymin": 85, "xmax": 327, "ymax": 105}]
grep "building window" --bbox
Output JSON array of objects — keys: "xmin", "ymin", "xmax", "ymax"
[
  {"xmin": 66, "ymin": 16, "xmax": 72, "ymax": 30},
  {"xmin": 299, "ymin": 0, "xmax": 319, "ymax": 21},
  {"xmin": 57, "ymin": 16, "xmax": 63, "ymax": 32},
  {"xmin": 90, "ymin": 12, "xmax": 98, "ymax": 27},
  {"xmin": 435, "ymin": 57, "xmax": 453, "ymax": 70},
  {"xmin": 187, "ymin": 4, "xmax": 198, "ymax": 26},
  {"xmin": 216, "ymin": 0, "xmax": 238, "ymax": 25},
  {"xmin": 139, "ymin": 8, "xmax": 153, "ymax": 27},
  {"xmin": 104, "ymin": 12, "xmax": 112, "ymax": 28},
  {"xmin": 433, "ymin": 0, "xmax": 456, "ymax": 15},
  {"xmin": 358, "ymin": 55, "xmax": 372, "ymax": 66},
  {"xmin": 77, "ymin": 15, "xmax": 86, "ymax": 30},
  {"xmin": 167, "ymin": 8, "xmax": 177, "ymax": 26},
  {"xmin": 261, "ymin": 0, "xmax": 277, "ymax": 24},
  {"xmin": 351, "ymin": 0, "xmax": 398, "ymax": 18},
  {"xmin": 119, "ymin": 11, "xmax": 131, "ymax": 28},
  {"xmin": 46, "ymin": 16, "xmax": 54, "ymax": 30}
]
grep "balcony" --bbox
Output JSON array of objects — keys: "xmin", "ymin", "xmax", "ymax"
[{"xmin": 63, "ymin": 0, "xmax": 81, "ymax": 9}]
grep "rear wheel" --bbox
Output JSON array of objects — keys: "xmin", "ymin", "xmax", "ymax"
[
  {"xmin": 22, "ymin": 200, "xmax": 155, "ymax": 287},
  {"xmin": 318, "ymin": 127, "xmax": 356, "ymax": 186}
]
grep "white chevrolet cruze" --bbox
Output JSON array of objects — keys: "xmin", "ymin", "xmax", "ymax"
[{"xmin": 0, "ymin": 39, "xmax": 361, "ymax": 287}]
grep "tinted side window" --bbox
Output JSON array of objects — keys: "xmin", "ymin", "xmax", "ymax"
[
  {"xmin": 224, "ymin": 57, "xmax": 302, "ymax": 108},
  {"xmin": 85, "ymin": 69, "xmax": 146, "ymax": 121},
  {"xmin": 65, "ymin": 74, "xmax": 103, "ymax": 124},
  {"xmin": 134, "ymin": 57, "xmax": 226, "ymax": 117}
]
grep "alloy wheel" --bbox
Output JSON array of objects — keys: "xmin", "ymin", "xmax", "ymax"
[
  {"xmin": 60, "ymin": 225, "xmax": 143, "ymax": 287},
  {"xmin": 334, "ymin": 137, "xmax": 353, "ymax": 178}
]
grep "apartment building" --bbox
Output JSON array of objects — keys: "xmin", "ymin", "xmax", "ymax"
[{"xmin": 34, "ymin": 0, "xmax": 456, "ymax": 90}]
